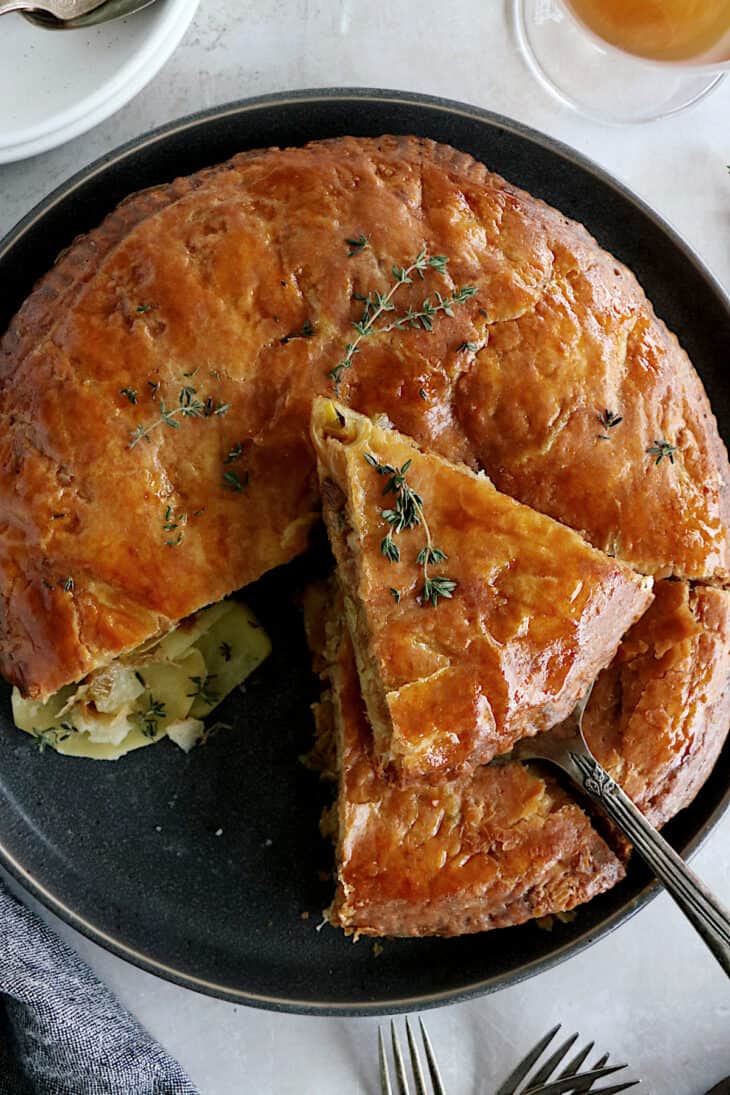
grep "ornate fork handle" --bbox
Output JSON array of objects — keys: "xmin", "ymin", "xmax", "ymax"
[{"xmin": 565, "ymin": 746, "xmax": 730, "ymax": 978}]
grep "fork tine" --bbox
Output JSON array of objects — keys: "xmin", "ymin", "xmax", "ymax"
[
  {"xmin": 587, "ymin": 1084, "xmax": 639, "ymax": 1094},
  {"xmin": 391, "ymin": 1020, "xmax": 412, "ymax": 1095},
  {"xmin": 527, "ymin": 1033, "xmax": 580, "ymax": 1085},
  {"xmin": 405, "ymin": 1019, "xmax": 428, "ymax": 1095},
  {"xmin": 558, "ymin": 1042, "xmax": 595, "ymax": 1079},
  {"xmin": 523, "ymin": 1065, "xmax": 627, "ymax": 1095},
  {"xmin": 379, "ymin": 1027, "xmax": 394, "ymax": 1095},
  {"xmin": 419, "ymin": 1018, "xmax": 448, "ymax": 1095},
  {"xmin": 494, "ymin": 1025, "xmax": 562, "ymax": 1095},
  {"xmin": 593, "ymin": 1054, "xmax": 610, "ymax": 1070}
]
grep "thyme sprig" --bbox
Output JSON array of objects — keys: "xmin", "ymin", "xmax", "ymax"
[
  {"xmin": 364, "ymin": 452, "xmax": 457, "ymax": 607},
  {"xmin": 597, "ymin": 408, "xmax": 623, "ymax": 441},
  {"xmin": 128, "ymin": 381, "xmax": 229, "ymax": 448},
  {"xmin": 329, "ymin": 248, "xmax": 476, "ymax": 391},
  {"xmin": 647, "ymin": 439, "xmax": 679, "ymax": 465}
]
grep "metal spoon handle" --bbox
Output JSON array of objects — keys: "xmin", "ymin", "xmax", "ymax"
[
  {"xmin": 0, "ymin": 1, "xmax": 29, "ymax": 14},
  {"xmin": 563, "ymin": 745, "xmax": 730, "ymax": 978}
]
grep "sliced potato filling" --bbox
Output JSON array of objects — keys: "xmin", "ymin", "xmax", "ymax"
[{"xmin": 11, "ymin": 599, "xmax": 271, "ymax": 760}]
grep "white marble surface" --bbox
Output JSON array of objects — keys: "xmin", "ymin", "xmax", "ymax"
[{"xmin": 1, "ymin": 2, "xmax": 730, "ymax": 1092}]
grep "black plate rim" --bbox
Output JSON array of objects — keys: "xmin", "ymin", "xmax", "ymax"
[{"xmin": 1, "ymin": 86, "xmax": 729, "ymax": 1016}]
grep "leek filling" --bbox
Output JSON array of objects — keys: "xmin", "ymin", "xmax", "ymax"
[{"xmin": 11, "ymin": 599, "xmax": 271, "ymax": 760}]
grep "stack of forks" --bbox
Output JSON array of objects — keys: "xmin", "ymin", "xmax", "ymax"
[{"xmin": 379, "ymin": 1021, "xmax": 639, "ymax": 1095}]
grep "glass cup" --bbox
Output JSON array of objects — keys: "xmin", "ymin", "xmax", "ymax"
[{"xmin": 514, "ymin": 0, "xmax": 730, "ymax": 124}]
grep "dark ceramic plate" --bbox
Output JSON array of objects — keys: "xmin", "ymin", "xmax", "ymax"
[{"xmin": 1, "ymin": 89, "xmax": 729, "ymax": 1016}]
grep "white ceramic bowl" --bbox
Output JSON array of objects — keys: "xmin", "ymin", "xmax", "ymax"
[{"xmin": 0, "ymin": 0, "xmax": 199, "ymax": 163}]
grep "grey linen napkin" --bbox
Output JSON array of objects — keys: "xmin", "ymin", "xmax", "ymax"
[{"xmin": 0, "ymin": 880, "xmax": 198, "ymax": 1095}]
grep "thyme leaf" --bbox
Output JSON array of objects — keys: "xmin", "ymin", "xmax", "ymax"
[
  {"xmin": 421, "ymin": 575, "xmax": 458, "ymax": 608},
  {"xmin": 133, "ymin": 696, "xmax": 166, "ymax": 739},
  {"xmin": 30, "ymin": 726, "xmax": 73, "ymax": 753},
  {"xmin": 223, "ymin": 469, "xmax": 249, "ymax": 492},
  {"xmin": 647, "ymin": 439, "xmax": 679, "ymax": 466},
  {"xmin": 597, "ymin": 408, "xmax": 623, "ymax": 440},
  {"xmin": 345, "ymin": 233, "xmax": 369, "ymax": 256},
  {"xmin": 163, "ymin": 504, "xmax": 187, "ymax": 547},
  {"xmin": 187, "ymin": 675, "xmax": 219, "ymax": 707},
  {"xmin": 280, "ymin": 320, "xmax": 316, "ymax": 344}
]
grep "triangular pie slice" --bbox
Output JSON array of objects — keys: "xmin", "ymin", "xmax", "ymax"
[
  {"xmin": 311, "ymin": 398, "xmax": 653, "ymax": 782},
  {"xmin": 303, "ymin": 580, "xmax": 625, "ymax": 937}
]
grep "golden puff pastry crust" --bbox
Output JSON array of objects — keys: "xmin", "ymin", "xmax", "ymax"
[
  {"xmin": 584, "ymin": 579, "xmax": 730, "ymax": 829},
  {"xmin": 303, "ymin": 581, "xmax": 625, "ymax": 938},
  {"xmin": 312, "ymin": 399, "xmax": 653, "ymax": 782},
  {"xmin": 1, "ymin": 136, "xmax": 729, "ymax": 698}
]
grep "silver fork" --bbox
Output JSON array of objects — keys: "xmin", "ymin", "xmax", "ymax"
[
  {"xmin": 0, "ymin": 0, "xmax": 103, "ymax": 18},
  {"xmin": 510, "ymin": 687, "xmax": 730, "ymax": 979},
  {"xmin": 379, "ymin": 1020, "xmax": 639, "ymax": 1095},
  {"xmin": 380, "ymin": 1018, "xmax": 447, "ymax": 1095},
  {"xmin": 496, "ymin": 1024, "xmax": 639, "ymax": 1094}
]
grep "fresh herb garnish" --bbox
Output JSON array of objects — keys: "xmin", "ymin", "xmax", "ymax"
[
  {"xmin": 133, "ymin": 697, "xmax": 166, "ymax": 739},
  {"xmin": 389, "ymin": 588, "xmax": 401, "ymax": 603},
  {"xmin": 280, "ymin": 320, "xmax": 316, "ymax": 345},
  {"xmin": 328, "ymin": 248, "xmax": 476, "ymax": 391},
  {"xmin": 457, "ymin": 341, "xmax": 478, "ymax": 353},
  {"xmin": 345, "ymin": 234, "xmax": 369, "ymax": 257},
  {"xmin": 647, "ymin": 439, "xmax": 679, "ymax": 465},
  {"xmin": 418, "ymin": 388, "xmax": 429, "ymax": 402},
  {"xmin": 129, "ymin": 381, "xmax": 229, "ymax": 448},
  {"xmin": 223, "ymin": 469, "xmax": 249, "ymax": 492},
  {"xmin": 60, "ymin": 577, "xmax": 74, "ymax": 593},
  {"xmin": 136, "ymin": 304, "xmax": 153, "ymax": 314},
  {"xmin": 187, "ymin": 675, "xmax": 219, "ymax": 707},
  {"xmin": 51, "ymin": 513, "xmax": 66, "ymax": 520},
  {"xmin": 224, "ymin": 442, "xmax": 246, "ymax": 463},
  {"xmin": 120, "ymin": 387, "xmax": 138, "ymax": 405},
  {"xmin": 365, "ymin": 452, "xmax": 456, "ymax": 608},
  {"xmin": 30, "ymin": 726, "xmax": 73, "ymax": 753},
  {"xmin": 597, "ymin": 408, "xmax": 623, "ymax": 440},
  {"xmin": 147, "ymin": 380, "xmax": 160, "ymax": 400},
  {"xmin": 163, "ymin": 505, "xmax": 187, "ymax": 547},
  {"xmin": 421, "ymin": 575, "xmax": 458, "ymax": 608}
]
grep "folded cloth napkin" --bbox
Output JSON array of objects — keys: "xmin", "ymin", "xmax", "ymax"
[{"xmin": 0, "ymin": 880, "xmax": 198, "ymax": 1095}]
